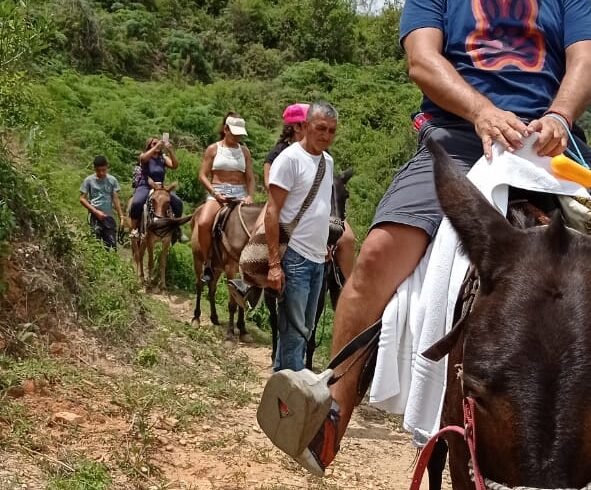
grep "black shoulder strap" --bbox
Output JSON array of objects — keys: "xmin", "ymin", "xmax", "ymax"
[{"xmin": 289, "ymin": 154, "xmax": 326, "ymax": 228}]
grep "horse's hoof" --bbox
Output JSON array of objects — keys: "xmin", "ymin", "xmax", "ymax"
[
  {"xmin": 239, "ymin": 333, "xmax": 254, "ymax": 344},
  {"xmin": 191, "ymin": 318, "xmax": 200, "ymax": 328},
  {"xmin": 211, "ymin": 317, "xmax": 220, "ymax": 326}
]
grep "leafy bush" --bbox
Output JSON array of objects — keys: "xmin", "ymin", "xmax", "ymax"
[
  {"xmin": 276, "ymin": 0, "xmax": 356, "ymax": 64},
  {"xmin": 135, "ymin": 346, "xmax": 160, "ymax": 367},
  {"xmin": 33, "ymin": 0, "xmax": 407, "ymax": 81},
  {"xmin": 168, "ymin": 149, "xmax": 206, "ymax": 205},
  {"xmin": 76, "ymin": 235, "xmax": 145, "ymax": 339},
  {"xmin": 0, "ymin": 150, "xmax": 47, "ymax": 245},
  {"xmin": 164, "ymin": 243, "xmax": 195, "ymax": 291}
]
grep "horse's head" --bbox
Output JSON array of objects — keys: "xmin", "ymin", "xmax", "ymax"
[
  {"xmin": 430, "ymin": 140, "xmax": 591, "ymax": 487},
  {"xmin": 328, "ymin": 168, "xmax": 353, "ymax": 246},
  {"xmin": 148, "ymin": 177, "xmax": 177, "ymax": 219}
]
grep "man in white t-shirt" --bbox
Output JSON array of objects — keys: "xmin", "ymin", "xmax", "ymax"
[{"xmin": 266, "ymin": 101, "xmax": 337, "ymax": 372}]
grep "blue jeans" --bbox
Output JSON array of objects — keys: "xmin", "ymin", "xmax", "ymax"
[{"xmin": 274, "ymin": 247, "xmax": 325, "ymax": 372}]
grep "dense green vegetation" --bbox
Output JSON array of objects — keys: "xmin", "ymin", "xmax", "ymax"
[
  {"xmin": 3, "ymin": 0, "xmax": 591, "ymax": 316},
  {"xmin": 0, "ymin": 0, "xmax": 420, "ymax": 356}
]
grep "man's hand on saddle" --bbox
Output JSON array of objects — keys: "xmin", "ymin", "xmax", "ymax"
[
  {"xmin": 527, "ymin": 115, "xmax": 569, "ymax": 157},
  {"xmin": 267, "ymin": 263, "xmax": 284, "ymax": 292},
  {"xmin": 473, "ymin": 106, "xmax": 529, "ymax": 160}
]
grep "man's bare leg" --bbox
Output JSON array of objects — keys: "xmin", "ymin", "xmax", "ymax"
[{"xmin": 331, "ymin": 223, "xmax": 429, "ymax": 441}]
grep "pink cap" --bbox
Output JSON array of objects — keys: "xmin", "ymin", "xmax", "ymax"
[{"xmin": 282, "ymin": 103, "xmax": 310, "ymax": 125}]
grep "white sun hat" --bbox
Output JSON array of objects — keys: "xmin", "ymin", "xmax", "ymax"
[{"xmin": 226, "ymin": 116, "xmax": 248, "ymax": 136}]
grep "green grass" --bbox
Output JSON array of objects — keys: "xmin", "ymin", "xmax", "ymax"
[
  {"xmin": 0, "ymin": 354, "xmax": 75, "ymax": 391},
  {"xmin": 47, "ymin": 459, "xmax": 112, "ymax": 490},
  {"xmin": 134, "ymin": 346, "xmax": 161, "ymax": 368},
  {"xmin": 0, "ymin": 400, "xmax": 34, "ymax": 447}
]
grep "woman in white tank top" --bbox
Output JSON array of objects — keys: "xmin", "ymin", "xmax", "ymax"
[{"xmin": 197, "ymin": 112, "xmax": 255, "ymax": 282}]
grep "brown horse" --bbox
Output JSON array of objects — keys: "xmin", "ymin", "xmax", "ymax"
[
  {"xmin": 190, "ymin": 202, "xmax": 263, "ymax": 341},
  {"xmin": 425, "ymin": 139, "xmax": 591, "ymax": 489},
  {"xmin": 130, "ymin": 179, "xmax": 190, "ymax": 289}
]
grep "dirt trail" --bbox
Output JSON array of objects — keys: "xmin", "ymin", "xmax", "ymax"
[
  {"xmin": 159, "ymin": 293, "xmax": 452, "ymax": 490},
  {"xmin": 0, "ymin": 285, "xmax": 451, "ymax": 489}
]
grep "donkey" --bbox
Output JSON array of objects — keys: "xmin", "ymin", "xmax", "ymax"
[
  {"xmin": 426, "ymin": 139, "xmax": 591, "ymax": 489},
  {"xmin": 130, "ymin": 179, "xmax": 191, "ymax": 289},
  {"xmin": 190, "ymin": 202, "xmax": 263, "ymax": 341},
  {"xmin": 266, "ymin": 168, "xmax": 353, "ymax": 367}
]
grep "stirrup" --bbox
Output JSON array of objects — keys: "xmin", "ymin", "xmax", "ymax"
[
  {"xmin": 228, "ymin": 279, "xmax": 262, "ymax": 309},
  {"xmin": 257, "ymin": 369, "xmax": 335, "ymax": 458},
  {"xmin": 257, "ymin": 319, "xmax": 382, "ymax": 464}
]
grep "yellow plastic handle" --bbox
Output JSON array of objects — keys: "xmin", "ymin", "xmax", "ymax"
[{"xmin": 551, "ymin": 154, "xmax": 591, "ymax": 188}]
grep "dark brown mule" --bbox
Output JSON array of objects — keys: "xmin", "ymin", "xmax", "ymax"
[
  {"xmin": 425, "ymin": 139, "xmax": 591, "ymax": 489},
  {"xmin": 190, "ymin": 202, "xmax": 263, "ymax": 341},
  {"xmin": 130, "ymin": 179, "xmax": 190, "ymax": 289}
]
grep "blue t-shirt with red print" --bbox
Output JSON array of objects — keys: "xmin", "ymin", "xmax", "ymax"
[{"xmin": 400, "ymin": 0, "xmax": 591, "ymax": 120}]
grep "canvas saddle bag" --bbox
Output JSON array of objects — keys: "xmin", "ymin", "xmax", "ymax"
[{"xmin": 239, "ymin": 154, "xmax": 326, "ymax": 288}]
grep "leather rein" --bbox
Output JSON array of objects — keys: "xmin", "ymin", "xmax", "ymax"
[{"xmin": 410, "ymin": 397, "xmax": 485, "ymax": 490}]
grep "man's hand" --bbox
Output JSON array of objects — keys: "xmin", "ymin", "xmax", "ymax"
[
  {"xmin": 473, "ymin": 106, "xmax": 530, "ymax": 159},
  {"xmin": 267, "ymin": 263, "xmax": 284, "ymax": 291},
  {"xmin": 243, "ymin": 195, "xmax": 253, "ymax": 205},
  {"xmin": 95, "ymin": 210, "xmax": 107, "ymax": 221},
  {"xmin": 527, "ymin": 115, "xmax": 569, "ymax": 157}
]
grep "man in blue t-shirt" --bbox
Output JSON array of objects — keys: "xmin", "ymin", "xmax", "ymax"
[
  {"xmin": 80, "ymin": 155, "xmax": 123, "ymax": 249},
  {"xmin": 273, "ymin": 0, "xmax": 591, "ymax": 476}
]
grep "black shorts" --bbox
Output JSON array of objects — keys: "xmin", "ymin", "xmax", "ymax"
[{"xmin": 372, "ymin": 119, "xmax": 591, "ymax": 238}]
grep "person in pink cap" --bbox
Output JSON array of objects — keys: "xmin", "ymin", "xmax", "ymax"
[{"xmin": 262, "ymin": 103, "xmax": 311, "ymax": 190}]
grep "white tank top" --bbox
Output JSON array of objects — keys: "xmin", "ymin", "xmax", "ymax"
[{"xmin": 212, "ymin": 142, "xmax": 246, "ymax": 172}]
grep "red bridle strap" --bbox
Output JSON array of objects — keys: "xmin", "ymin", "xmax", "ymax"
[{"xmin": 409, "ymin": 397, "xmax": 486, "ymax": 490}]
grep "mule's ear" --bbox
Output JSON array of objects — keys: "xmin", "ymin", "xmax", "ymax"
[
  {"xmin": 166, "ymin": 181, "xmax": 178, "ymax": 193},
  {"xmin": 428, "ymin": 139, "xmax": 520, "ymax": 285},
  {"xmin": 545, "ymin": 210, "xmax": 571, "ymax": 255},
  {"xmin": 341, "ymin": 168, "xmax": 354, "ymax": 183}
]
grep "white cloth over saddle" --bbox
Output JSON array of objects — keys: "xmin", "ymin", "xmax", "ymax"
[{"xmin": 369, "ymin": 135, "xmax": 590, "ymax": 445}]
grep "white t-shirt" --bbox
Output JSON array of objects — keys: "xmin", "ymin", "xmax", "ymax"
[{"xmin": 269, "ymin": 142, "xmax": 334, "ymax": 263}]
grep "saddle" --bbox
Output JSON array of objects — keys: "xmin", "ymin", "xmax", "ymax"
[{"xmin": 211, "ymin": 202, "xmax": 241, "ymax": 264}]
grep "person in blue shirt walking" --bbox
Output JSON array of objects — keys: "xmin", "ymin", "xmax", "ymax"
[
  {"xmin": 80, "ymin": 155, "xmax": 123, "ymax": 249},
  {"xmin": 268, "ymin": 0, "xmax": 591, "ymax": 476}
]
